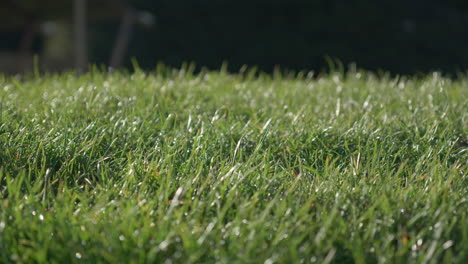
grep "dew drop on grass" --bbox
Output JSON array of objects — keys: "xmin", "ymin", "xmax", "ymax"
[
  {"xmin": 159, "ymin": 240, "xmax": 170, "ymax": 251},
  {"xmin": 75, "ymin": 252, "xmax": 82, "ymax": 259},
  {"xmin": 417, "ymin": 239, "xmax": 423, "ymax": 246},
  {"xmin": 233, "ymin": 227, "xmax": 240, "ymax": 236},
  {"xmin": 443, "ymin": 240, "xmax": 454, "ymax": 249}
]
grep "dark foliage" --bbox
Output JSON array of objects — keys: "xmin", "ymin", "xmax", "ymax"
[{"xmin": 90, "ymin": 0, "xmax": 468, "ymax": 74}]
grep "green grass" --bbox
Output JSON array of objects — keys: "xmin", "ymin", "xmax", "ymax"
[{"xmin": 0, "ymin": 68, "xmax": 467, "ymax": 263}]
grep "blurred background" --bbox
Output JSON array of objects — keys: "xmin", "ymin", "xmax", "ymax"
[{"xmin": 1, "ymin": 0, "xmax": 467, "ymax": 75}]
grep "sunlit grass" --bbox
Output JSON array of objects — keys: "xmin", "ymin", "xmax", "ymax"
[{"xmin": 0, "ymin": 68, "xmax": 467, "ymax": 263}]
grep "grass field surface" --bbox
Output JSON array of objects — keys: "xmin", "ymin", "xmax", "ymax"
[{"xmin": 0, "ymin": 68, "xmax": 467, "ymax": 263}]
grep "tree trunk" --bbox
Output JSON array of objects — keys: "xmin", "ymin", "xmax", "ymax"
[
  {"xmin": 109, "ymin": 7, "xmax": 135, "ymax": 69},
  {"xmin": 74, "ymin": 0, "xmax": 87, "ymax": 72}
]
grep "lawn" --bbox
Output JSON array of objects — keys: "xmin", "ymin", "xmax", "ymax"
[{"xmin": 0, "ymin": 68, "xmax": 467, "ymax": 263}]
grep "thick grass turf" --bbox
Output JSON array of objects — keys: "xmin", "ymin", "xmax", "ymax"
[{"xmin": 0, "ymin": 69, "xmax": 467, "ymax": 263}]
